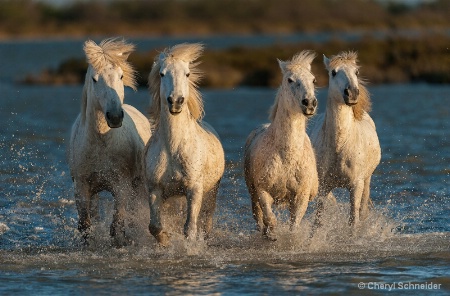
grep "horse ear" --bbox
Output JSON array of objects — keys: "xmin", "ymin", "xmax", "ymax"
[
  {"xmin": 119, "ymin": 51, "xmax": 132, "ymax": 60},
  {"xmin": 83, "ymin": 40, "xmax": 99, "ymax": 55},
  {"xmin": 158, "ymin": 52, "xmax": 166, "ymax": 62},
  {"xmin": 323, "ymin": 55, "xmax": 330, "ymax": 70},
  {"xmin": 277, "ymin": 59, "xmax": 287, "ymax": 73}
]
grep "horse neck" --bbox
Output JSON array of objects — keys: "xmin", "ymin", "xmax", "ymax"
[
  {"xmin": 84, "ymin": 93, "xmax": 111, "ymax": 136},
  {"xmin": 269, "ymin": 89, "xmax": 307, "ymax": 148},
  {"xmin": 158, "ymin": 107, "xmax": 198, "ymax": 150},
  {"xmin": 323, "ymin": 90, "xmax": 354, "ymax": 148}
]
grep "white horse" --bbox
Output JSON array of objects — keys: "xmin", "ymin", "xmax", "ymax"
[
  {"xmin": 68, "ymin": 38, "xmax": 151, "ymax": 247},
  {"xmin": 244, "ymin": 51, "xmax": 319, "ymax": 241},
  {"xmin": 145, "ymin": 43, "xmax": 225, "ymax": 246},
  {"xmin": 308, "ymin": 51, "xmax": 381, "ymax": 227}
]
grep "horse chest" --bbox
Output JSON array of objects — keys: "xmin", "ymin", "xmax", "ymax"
[
  {"xmin": 77, "ymin": 138, "xmax": 136, "ymax": 176},
  {"xmin": 149, "ymin": 146, "xmax": 190, "ymax": 184},
  {"xmin": 258, "ymin": 151, "xmax": 303, "ymax": 197},
  {"xmin": 321, "ymin": 142, "xmax": 362, "ymax": 187}
]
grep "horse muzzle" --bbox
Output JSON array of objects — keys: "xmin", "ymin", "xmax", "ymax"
[
  {"xmin": 106, "ymin": 110, "xmax": 124, "ymax": 128},
  {"xmin": 301, "ymin": 97, "xmax": 318, "ymax": 117},
  {"xmin": 344, "ymin": 87, "xmax": 359, "ymax": 106},
  {"xmin": 168, "ymin": 96, "xmax": 184, "ymax": 115}
]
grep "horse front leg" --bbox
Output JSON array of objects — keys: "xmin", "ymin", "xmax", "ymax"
[
  {"xmin": 313, "ymin": 184, "xmax": 331, "ymax": 230},
  {"xmin": 349, "ymin": 179, "xmax": 364, "ymax": 227},
  {"xmin": 74, "ymin": 181, "xmax": 92, "ymax": 244},
  {"xmin": 247, "ymin": 182, "xmax": 263, "ymax": 232},
  {"xmin": 148, "ymin": 188, "xmax": 169, "ymax": 246},
  {"xmin": 184, "ymin": 186, "xmax": 203, "ymax": 240},
  {"xmin": 89, "ymin": 193, "xmax": 100, "ymax": 223},
  {"xmin": 110, "ymin": 185, "xmax": 132, "ymax": 247},
  {"xmin": 257, "ymin": 189, "xmax": 277, "ymax": 241},
  {"xmin": 289, "ymin": 192, "xmax": 310, "ymax": 232},
  {"xmin": 199, "ymin": 182, "xmax": 220, "ymax": 239},
  {"xmin": 359, "ymin": 176, "xmax": 372, "ymax": 221}
]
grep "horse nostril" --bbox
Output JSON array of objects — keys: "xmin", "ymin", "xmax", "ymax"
[
  {"xmin": 312, "ymin": 99, "xmax": 317, "ymax": 107},
  {"xmin": 178, "ymin": 96, "xmax": 185, "ymax": 105},
  {"xmin": 106, "ymin": 112, "xmax": 111, "ymax": 120},
  {"xmin": 301, "ymin": 99, "xmax": 309, "ymax": 106},
  {"xmin": 344, "ymin": 88, "xmax": 350, "ymax": 96},
  {"xmin": 355, "ymin": 88, "xmax": 360, "ymax": 96},
  {"xmin": 120, "ymin": 110, "xmax": 124, "ymax": 119},
  {"xmin": 167, "ymin": 96, "xmax": 174, "ymax": 104}
]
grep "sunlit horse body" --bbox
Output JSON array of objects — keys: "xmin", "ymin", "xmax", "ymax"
[
  {"xmin": 244, "ymin": 51, "xmax": 319, "ymax": 240},
  {"xmin": 308, "ymin": 51, "xmax": 381, "ymax": 227},
  {"xmin": 68, "ymin": 38, "xmax": 151, "ymax": 246},
  {"xmin": 145, "ymin": 43, "xmax": 225, "ymax": 246}
]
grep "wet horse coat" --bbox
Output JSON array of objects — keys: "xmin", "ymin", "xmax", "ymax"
[
  {"xmin": 68, "ymin": 38, "xmax": 151, "ymax": 246},
  {"xmin": 308, "ymin": 51, "xmax": 381, "ymax": 227},
  {"xmin": 145, "ymin": 43, "xmax": 225, "ymax": 246},
  {"xmin": 244, "ymin": 51, "xmax": 319, "ymax": 240}
]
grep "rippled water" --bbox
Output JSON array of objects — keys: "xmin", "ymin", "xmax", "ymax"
[{"xmin": 0, "ymin": 40, "xmax": 449, "ymax": 294}]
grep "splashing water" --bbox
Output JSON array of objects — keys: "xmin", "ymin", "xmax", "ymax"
[{"xmin": 1, "ymin": 83, "xmax": 449, "ymax": 294}]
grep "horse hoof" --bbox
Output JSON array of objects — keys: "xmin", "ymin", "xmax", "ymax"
[
  {"xmin": 81, "ymin": 234, "xmax": 91, "ymax": 246},
  {"xmin": 263, "ymin": 230, "xmax": 277, "ymax": 241},
  {"xmin": 156, "ymin": 231, "xmax": 170, "ymax": 247},
  {"xmin": 113, "ymin": 234, "xmax": 132, "ymax": 248},
  {"xmin": 263, "ymin": 233, "xmax": 278, "ymax": 241}
]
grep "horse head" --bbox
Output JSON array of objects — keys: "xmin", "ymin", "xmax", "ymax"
[
  {"xmin": 324, "ymin": 51, "xmax": 360, "ymax": 106},
  {"xmin": 149, "ymin": 43, "xmax": 204, "ymax": 122},
  {"xmin": 83, "ymin": 38, "xmax": 136, "ymax": 128},
  {"xmin": 278, "ymin": 50, "xmax": 317, "ymax": 117},
  {"xmin": 158, "ymin": 53, "xmax": 192, "ymax": 115}
]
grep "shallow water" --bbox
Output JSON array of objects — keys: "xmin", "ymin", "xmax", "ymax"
[
  {"xmin": 1, "ymin": 41, "xmax": 450, "ymax": 294},
  {"xmin": 1, "ymin": 83, "xmax": 449, "ymax": 295}
]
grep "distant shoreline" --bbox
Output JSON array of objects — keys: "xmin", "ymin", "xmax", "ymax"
[
  {"xmin": 17, "ymin": 32, "xmax": 450, "ymax": 88},
  {"xmin": 1, "ymin": 27, "xmax": 449, "ymax": 43}
]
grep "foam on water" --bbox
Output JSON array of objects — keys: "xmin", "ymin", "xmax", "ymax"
[
  {"xmin": 1, "ymin": 84, "xmax": 449, "ymax": 294},
  {"xmin": 2, "ymin": 173, "xmax": 448, "ymax": 265}
]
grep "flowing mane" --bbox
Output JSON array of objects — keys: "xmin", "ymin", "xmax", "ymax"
[
  {"xmin": 269, "ymin": 50, "xmax": 316, "ymax": 122},
  {"xmin": 328, "ymin": 51, "xmax": 371, "ymax": 120},
  {"xmin": 84, "ymin": 38, "xmax": 137, "ymax": 90},
  {"xmin": 148, "ymin": 43, "xmax": 204, "ymax": 122},
  {"xmin": 283, "ymin": 50, "xmax": 316, "ymax": 72}
]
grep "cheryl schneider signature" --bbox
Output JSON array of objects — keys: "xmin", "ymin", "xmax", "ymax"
[{"xmin": 358, "ymin": 282, "xmax": 442, "ymax": 291}]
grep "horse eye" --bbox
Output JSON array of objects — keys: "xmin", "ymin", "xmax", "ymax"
[
  {"xmin": 355, "ymin": 70, "xmax": 359, "ymax": 76},
  {"xmin": 120, "ymin": 75, "xmax": 123, "ymax": 80},
  {"xmin": 288, "ymin": 78, "xmax": 294, "ymax": 83},
  {"xmin": 92, "ymin": 77, "xmax": 97, "ymax": 83},
  {"xmin": 331, "ymin": 70, "xmax": 337, "ymax": 77},
  {"xmin": 159, "ymin": 73, "xmax": 164, "ymax": 78},
  {"xmin": 313, "ymin": 78, "xmax": 317, "ymax": 84},
  {"xmin": 186, "ymin": 73, "xmax": 190, "ymax": 78}
]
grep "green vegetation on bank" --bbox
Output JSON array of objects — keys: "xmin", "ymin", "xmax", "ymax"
[
  {"xmin": 0, "ymin": 0, "xmax": 449, "ymax": 38},
  {"xmin": 22, "ymin": 34, "xmax": 450, "ymax": 88}
]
